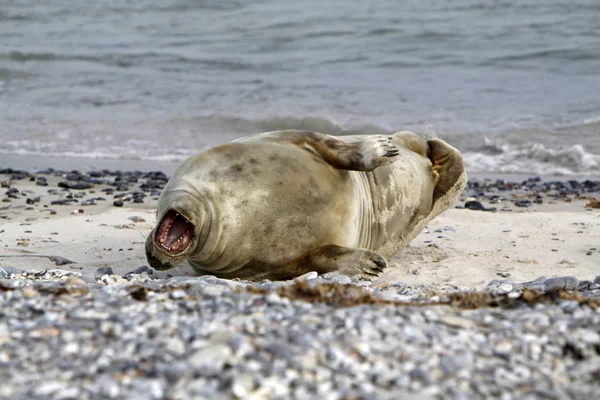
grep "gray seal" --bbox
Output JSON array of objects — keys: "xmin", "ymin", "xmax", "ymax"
[{"xmin": 146, "ymin": 130, "xmax": 466, "ymax": 280}]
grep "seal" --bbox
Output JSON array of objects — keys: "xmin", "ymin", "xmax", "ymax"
[{"xmin": 146, "ymin": 130, "xmax": 466, "ymax": 280}]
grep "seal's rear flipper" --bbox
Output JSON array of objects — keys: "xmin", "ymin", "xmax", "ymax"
[
  {"xmin": 262, "ymin": 130, "xmax": 400, "ymax": 171},
  {"xmin": 304, "ymin": 245, "xmax": 388, "ymax": 278},
  {"xmin": 427, "ymin": 138, "xmax": 467, "ymax": 205},
  {"xmin": 207, "ymin": 244, "xmax": 388, "ymax": 281}
]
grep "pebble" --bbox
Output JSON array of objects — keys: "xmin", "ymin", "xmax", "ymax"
[
  {"xmin": 578, "ymin": 280, "xmax": 592, "ymax": 291},
  {"xmin": 523, "ymin": 282, "xmax": 545, "ymax": 291},
  {"xmin": 26, "ymin": 196, "xmax": 41, "ymax": 204},
  {"xmin": 51, "ymin": 199, "xmax": 78, "ymax": 206},
  {"xmin": 58, "ymin": 181, "xmax": 94, "ymax": 190},
  {"xmin": 22, "ymin": 286, "xmax": 38, "ymax": 298},
  {"xmin": 464, "ymin": 178, "xmax": 600, "ymax": 212},
  {"xmin": 189, "ymin": 344, "xmax": 233, "ymax": 375},
  {"xmin": 543, "ymin": 276, "xmax": 578, "ymax": 291},
  {"xmin": 464, "ymin": 200, "xmax": 496, "ymax": 212},
  {"xmin": 319, "ymin": 272, "xmax": 353, "ymax": 285},
  {"xmin": 96, "ymin": 267, "xmax": 114, "ymax": 276},
  {"xmin": 294, "ymin": 271, "xmax": 318, "ymax": 281},
  {"xmin": 123, "ymin": 265, "xmax": 152, "ymax": 280},
  {"xmin": 0, "ymin": 269, "xmax": 599, "ymax": 399},
  {"xmin": 513, "ymin": 199, "xmax": 532, "ymax": 208},
  {"xmin": 0, "ymin": 266, "xmax": 25, "ymax": 277},
  {"xmin": 484, "ymin": 280, "xmax": 520, "ymax": 294},
  {"xmin": 170, "ymin": 289, "xmax": 187, "ymax": 300}
]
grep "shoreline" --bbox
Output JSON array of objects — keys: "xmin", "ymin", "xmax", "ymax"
[
  {"xmin": 1, "ymin": 153, "xmax": 181, "ymax": 175},
  {"xmin": 2, "ymin": 152, "xmax": 598, "ymax": 182}
]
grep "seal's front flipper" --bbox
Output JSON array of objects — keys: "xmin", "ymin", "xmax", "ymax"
[
  {"xmin": 262, "ymin": 130, "xmax": 400, "ymax": 171},
  {"xmin": 305, "ymin": 244, "xmax": 389, "ymax": 278},
  {"xmin": 309, "ymin": 134, "xmax": 400, "ymax": 171},
  {"xmin": 348, "ymin": 135, "xmax": 401, "ymax": 171}
]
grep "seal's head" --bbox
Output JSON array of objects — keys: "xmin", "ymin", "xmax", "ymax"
[{"xmin": 145, "ymin": 191, "xmax": 208, "ymax": 271}]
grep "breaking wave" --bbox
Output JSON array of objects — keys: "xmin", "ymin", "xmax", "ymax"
[
  {"xmin": 463, "ymin": 138, "xmax": 600, "ymax": 176},
  {"xmin": 0, "ymin": 115, "xmax": 395, "ymax": 163},
  {"xmin": 2, "ymin": 114, "xmax": 600, "ymax": 177}
]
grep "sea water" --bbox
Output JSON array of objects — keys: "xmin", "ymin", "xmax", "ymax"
[{"xmin": 1, "ymin": 0, "xmax": 599, "ymax": 175}]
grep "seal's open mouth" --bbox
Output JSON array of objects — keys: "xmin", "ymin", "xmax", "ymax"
[{"xmin": 156, "ymin": 210, "xmax": 194, "ymax": 254}]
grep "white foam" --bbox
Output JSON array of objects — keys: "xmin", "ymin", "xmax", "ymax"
[
  {"xmin": 463, "ymin": 138, "xmax": 600, "ymax": 176},
  {"xmin": 0, "ymin": 147, "xmax": 195, "ymax": 163},
  {"xmin": 583, "ymin": 116, "xmax": 600, "ymax": 125}
]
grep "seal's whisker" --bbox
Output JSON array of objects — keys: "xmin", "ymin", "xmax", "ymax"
[{"xmin": 134, "ymin": 227, "xmax": 148, "ymax": 240}]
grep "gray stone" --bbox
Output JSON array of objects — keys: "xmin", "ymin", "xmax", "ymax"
[
  {"xmin": 320, "ymin": 272, "xmax": 352, "ymax": 285},
  {"xmin": 294, "ymin": 271, "xmax": 318, "ymax": 281},
  {"xmin": 578, "ymin": 280, "xmax": 592, "ymax": 291},
  {"xmin": 53, "ymin": 387, "xmax": 82, "ymax": 400},
  {"xmin": 0, "ymin": 266, "xmax": 24, "ymax": 277},
  {"xmin": 33, "ymin": 381, "xmax": 65, "ymax": 397},
  {"xmin": 484, "ymin": 280, "xmax": 515, "ymax": 294},
  {"xmin": 544, "ymin": 276, "xmax": 578, "ymax": 291},
  {"xmin": 578, "ymin": 329, "xmax": 600, "ymax": 344},
  {"xmin": 202, "ymin": 285, "xmax": 229, "ymax": 296},
  {"xmin": 189, "ymin": 344, "xmax": 233, "ymax": 375},
  {"xmin": 560, "ymin": 300, "xmax": 580, "ymax": 313},
  {"xmin": 124, "ymin": 265, "xmax": 151, "ymax": 279},
  {"xmin": 96, "ymin": 266, "xmax": 114, "ymax": 276},
  {"xmin": 170, "ymin": 289, "xmax": 186, "ymax": 300},
  {"xmin": 523, "ymin": 282, "xmax": 545, "ymax": 291},
  {"xmin": 162, "ymin": 363, "xmax": 188, "ymax": 384}
]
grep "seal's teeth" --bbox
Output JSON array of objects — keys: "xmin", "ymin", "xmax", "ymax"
[{"xmin": 169, "ymin": 233, "xmax": 186, "ymax": 252}]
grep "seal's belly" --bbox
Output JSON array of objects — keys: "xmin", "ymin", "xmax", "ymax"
[{"xmin": 190, "ymin": 142, "xmax": 359, "ymax": 271}]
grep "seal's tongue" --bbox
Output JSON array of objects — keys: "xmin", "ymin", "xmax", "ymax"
[{"xmin": 156, "ymin": 210, "xmax": 194, "ymax": 253}]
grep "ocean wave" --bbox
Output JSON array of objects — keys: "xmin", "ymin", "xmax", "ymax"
[
  {"xmin": 180, "ymin": 114, "xmax": 395, "ymax": 137},
  {"xmin": 583, "ymin": 116, "xmax": 600, "ymax": 125},
  {"xmin": 0, "ymin": 148, "xmax": 195, "ymax": 163},
  {"xmin": 0, "ymin": 115, "xmax": 394, "ymax": 164},
  {"xmin": 0, "ymin": 50, "xmax": 288, "ymax": 73},
  {"xmin": 0, "ymin": 138, "xmax": 199, "ymax": 163},
  {"xmin": 463, "ymin": 138, "xmax": 600, "ymax": 176},
  {"xmin": 484, "ymin": 48, "xmax": 600, "ymax": 65},
  {"xmin": 3, "ymin": 116, "xmax": 599, "ymax": 177}
]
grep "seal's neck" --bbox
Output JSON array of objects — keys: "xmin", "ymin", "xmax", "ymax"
[
  {"xmin": 349, "ymin": 171, "xmax": 375, "ymax": 249},
  {"xmin": 190, "ymin": 192, "xmax": 218, "ymax": 263}
]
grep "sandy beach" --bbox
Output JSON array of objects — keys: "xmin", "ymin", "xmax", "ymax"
[{"xmin": 1, "ymin": 164, "xmax": 598, "ymax": 288}]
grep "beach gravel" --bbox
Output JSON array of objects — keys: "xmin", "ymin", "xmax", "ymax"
[{"xmin": 1, "ymin": 269, "xmax": 599, "ymax": 399}]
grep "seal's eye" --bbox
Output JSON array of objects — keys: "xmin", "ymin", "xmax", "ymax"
[{"xmin": 156, "ymin": 210, "xmax": 194, "ymax": 254}]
